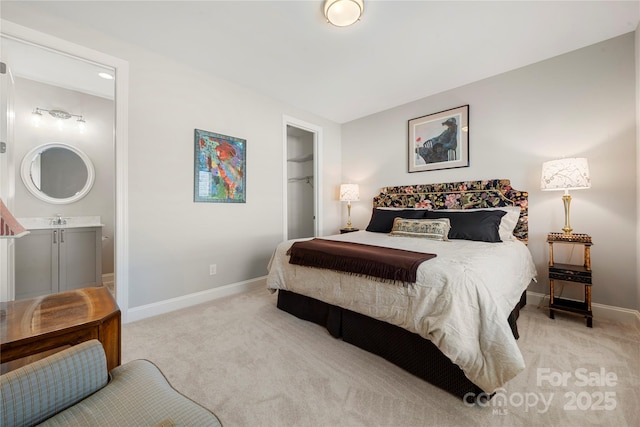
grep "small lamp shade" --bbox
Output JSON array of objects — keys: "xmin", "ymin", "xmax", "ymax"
[
  {"xmin": 541, "ymin": 158, "xmax": 591, "ymax": 191},
  {"xmin": 339, "ymin": 184, "xmax": 360, "ymax": 202},
  {"xmin": 540, "ymin": 158, "xmax": 590, "ymax": 235},
  {"xmin": 0, "ymin": 199, "xmax": 28, "ymax": 239},
  {"xmin": 339, "ymin": 184, "xmax": 359, "ymax": 230}
]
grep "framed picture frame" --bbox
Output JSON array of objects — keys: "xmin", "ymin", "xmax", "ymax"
[
  {"xmin": 194, "ymin": 129, "xmax": 246, "ymax": 203},
  {"xmin": 408, "ymin": 105, "xmax": 469, "ymax": 173}
]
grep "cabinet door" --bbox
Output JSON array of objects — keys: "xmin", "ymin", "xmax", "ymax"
[
  {"xmin": 14, "ymin": 229, "xmax": 58, "ymax": 299},
  {"xmin": 59, "ymin": 227, "xmax": 102, "ymax": 291}
]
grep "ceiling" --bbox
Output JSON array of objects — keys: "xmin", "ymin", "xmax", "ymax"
[
  {"xmin": 1, "ymin": 37, "xmax": 115, "ymax": 100},
  {"xmin": 2, "ymin": 1, "xmax": 638, "ymax": 123}
]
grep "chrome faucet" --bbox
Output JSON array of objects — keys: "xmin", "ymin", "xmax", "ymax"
[{"xmin": 52, "ymin": 214, "xmax": 67, "ymax": 225}]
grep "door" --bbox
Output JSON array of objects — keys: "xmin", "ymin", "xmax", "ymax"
[
  {"xmin": 14, "ymin": 229, "xmax": 58, "ymax": 300},
  {"xmin": 14, "ymin": 227, "xmax": 102, "ymax": 299},
  {"xmin": 60, "ymin": 227, "xmax": 102, "ymax": 291},
  {"xmin": 0, "ymin": 60, "xmax": 15, "ymax": 301}
]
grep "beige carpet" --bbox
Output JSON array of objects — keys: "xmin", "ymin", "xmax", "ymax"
[{"xmin": 122, "ymin": 285, "xmax": 640, "ymax": 427}]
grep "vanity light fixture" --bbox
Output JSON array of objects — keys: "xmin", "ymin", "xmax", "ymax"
[
  {"xmin": 324, "ymin": 0, "xmax": 364, "ymax": 27},
  {"xmin": 31, "ymin": 107, "xmax": 87, "ymax": 132},
  {"xmin": 77, "ymin": 117, "xmax": 87, "ymax": 133}
]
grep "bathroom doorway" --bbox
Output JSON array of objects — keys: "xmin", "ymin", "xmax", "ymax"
[
  {"xmin": 0, "ymin": 35, "xmax": 115, "ymax": 299},
  {"xmin": 0, "ymin": 23, "xmax": 129, "ymax": 317}
]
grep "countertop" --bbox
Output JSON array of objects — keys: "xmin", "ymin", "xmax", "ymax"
[{"xmin": 17, "ymin": 216, "xmax": 104, "ymax": 230}]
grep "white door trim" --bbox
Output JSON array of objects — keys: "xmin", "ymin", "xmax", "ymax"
[
  {"xmin": 0, "ymin": 20, "xmax": 130, "ymax": 322},
  {"xmin": 282, "ymin": 115, "xmax": 323, "ymax": 241}
]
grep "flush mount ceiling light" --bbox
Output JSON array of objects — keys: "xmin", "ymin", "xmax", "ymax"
[{"xmin": 324, "ymin": 0, "xmax": 364, "ymax": 27}]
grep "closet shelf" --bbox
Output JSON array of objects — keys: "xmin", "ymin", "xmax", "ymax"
[
  {"xmin": 287, "ymin": 154, "xmax": 313, "ymax": 163},
  {"xmin": 288, "ymin": 175, "xmax": 313, "ymax": 182}
]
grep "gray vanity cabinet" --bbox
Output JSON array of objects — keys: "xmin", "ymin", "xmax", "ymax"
[{"xmin": 15, "ymin": 227, "xmax": 102, "ymax": 300}]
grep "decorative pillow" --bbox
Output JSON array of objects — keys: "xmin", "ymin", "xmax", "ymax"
[
  {"xmin": 389, "ymin": 218, "xmax": 450, "ymax": 240},
  {"xmin": 365, "ymin": 208, "xmax": 426, "ymax": 233},
  {"xmin": 423, "ymin": 210, "xmax": 507, "ymax": 242},
  {"xmin": 439, "ymin": 206, "xmax": 521, "ymax": 241},
  {"xmin": 494, "ymin": 207, "xmax": 520, "ymax": 241}
]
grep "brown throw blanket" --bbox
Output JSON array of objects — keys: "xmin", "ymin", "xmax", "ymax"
[{"xmin": 287, "ymin": 239, "xmax": 436, "ymax": 285}]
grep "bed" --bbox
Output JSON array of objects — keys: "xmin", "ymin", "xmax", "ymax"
[{"xmin": 266, "ymin": 179, "xmax": 536, "ymax": 401}]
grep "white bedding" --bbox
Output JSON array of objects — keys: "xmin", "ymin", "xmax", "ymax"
[{"xmin": 266, "ymin": 230, "xmax": 537, "ymax": 393}]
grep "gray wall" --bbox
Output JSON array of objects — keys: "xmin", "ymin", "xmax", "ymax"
[
  {"xmin": 342, "ymin": 33, "xmax": 637, "ymax": 310},
  {"xmin": 3, "ymin": 5, "xmax": 636, "ymax": 313},
  {"xmin": 1, "ymin": 8, "xmax": 343, "ymax": 309},
  {"xmin": 13, "ymin": 78, "xmax": 115, "ymax": 274}
]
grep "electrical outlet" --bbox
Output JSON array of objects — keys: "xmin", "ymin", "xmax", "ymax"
[{"xmin": 209, "ymin": 264, "xmax": 217, "ymax": 275}]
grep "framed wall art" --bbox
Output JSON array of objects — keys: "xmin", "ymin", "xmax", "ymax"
[
  {"xmin": 408, "ymin": 105, "xmax": 469, "ymax": 173},
  {"xmin": 194, "ymin": 129, "xmax": 246, "ymax": 203}
]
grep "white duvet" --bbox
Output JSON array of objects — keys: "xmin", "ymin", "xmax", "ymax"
[{"xmin": 266, "ymin": 231, "xmax": 537, "ymax": 393}]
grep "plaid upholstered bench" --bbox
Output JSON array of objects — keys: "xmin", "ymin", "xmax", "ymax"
[{"xmin": 0, "ymin": 340, "xmax": 222, "ymax": 427}]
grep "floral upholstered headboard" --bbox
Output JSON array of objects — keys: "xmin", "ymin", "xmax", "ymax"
[{"xmin": 372, "ymin": 179, "xmax": 529, "ymax": 242}]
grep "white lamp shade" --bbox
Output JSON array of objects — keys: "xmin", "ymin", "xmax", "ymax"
[
  {"xmin": 340, "ymin": 184, "xmax": 360, "ymax": 202},
  {"xmin": 0, "ymin": 199, "xmax": 28, "ymax": 238},
  {"xmin": 324, "ymin": 0, "xmax": 364, "ymax": 27},
  {"xmin": 541, "ymin": 158, "xmax": 591, "ymax": 191}
]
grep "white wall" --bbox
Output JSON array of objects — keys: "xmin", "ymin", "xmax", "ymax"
[
  {"xmin": 1, "ymin": 9, "xmax": 342, "ymax": 309},
  {"xmin": 12, "ymin": 78, "xmax": 115, "ymax": 274},
  {"xmin": 343, "ymin": 33, "xmax": 637, "ymax": 310}
]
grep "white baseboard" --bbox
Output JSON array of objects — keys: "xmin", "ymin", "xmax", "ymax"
[
  {"xmin": 526, "ymin": 291, "xmax": 640, "ymax": 328},
  {"xmin": 125, "ymin": 276, "xmax": 266, "ymax": 323},
  {"xmin": 102, "ymin": 272, "xmax": 114, "ymax": 286}
]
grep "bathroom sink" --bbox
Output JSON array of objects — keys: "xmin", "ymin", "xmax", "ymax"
[{"xmin": 17, "ymin": 216, "xmax": 104, "ymax": 230}]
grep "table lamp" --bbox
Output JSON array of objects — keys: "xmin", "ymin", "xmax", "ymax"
[
  {"xmin": 540, "ymin": 157, "xmax": 591, "ymax": 234},
  {"xmin": 339, "ymin": 184, "xmax": 359, "ymax": 230}
]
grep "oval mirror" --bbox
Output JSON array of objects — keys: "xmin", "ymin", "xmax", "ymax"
[{"xmin": 20, "ymin": 143, "xmax": 95, "ymax": 204}]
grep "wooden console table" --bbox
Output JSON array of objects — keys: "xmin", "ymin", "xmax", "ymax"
[{"xmin": 1, "ymin": 286, "xmax": 121, "ymax": 372}]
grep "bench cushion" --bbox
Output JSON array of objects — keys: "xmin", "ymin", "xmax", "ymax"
[
  {"xmin": 1, "ymin": 340, "xmax": 109, "ymax": 427},
  {"xmin": 39, "ymin": 359, "xmax": 221, "ymax": 426}
]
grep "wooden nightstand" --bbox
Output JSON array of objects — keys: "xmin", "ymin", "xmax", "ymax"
[
  {"xmin": 547, "ymin": 232, "xmax": 593, "ymax": 327},
  {"xmin": 340, "ymin": 228, "xmax": 359, "ymax": 234}
]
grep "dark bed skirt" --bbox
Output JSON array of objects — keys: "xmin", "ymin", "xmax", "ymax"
[{"xmin": 276, "ymin": 289, "xmax": 526, "ymax": 401}]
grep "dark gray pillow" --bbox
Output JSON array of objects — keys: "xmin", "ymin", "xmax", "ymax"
[
  {"xmin": 423, "ymin": 210, "xmax": 507, "ymax": 242},
  {"xmin": 365, "ymin": 208, "xmax": 426, "ymax": 233}
]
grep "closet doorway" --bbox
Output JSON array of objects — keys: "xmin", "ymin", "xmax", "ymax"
[{"xmin": 283, "ymin": 117, "xmax": 322, "ymax": 240}]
